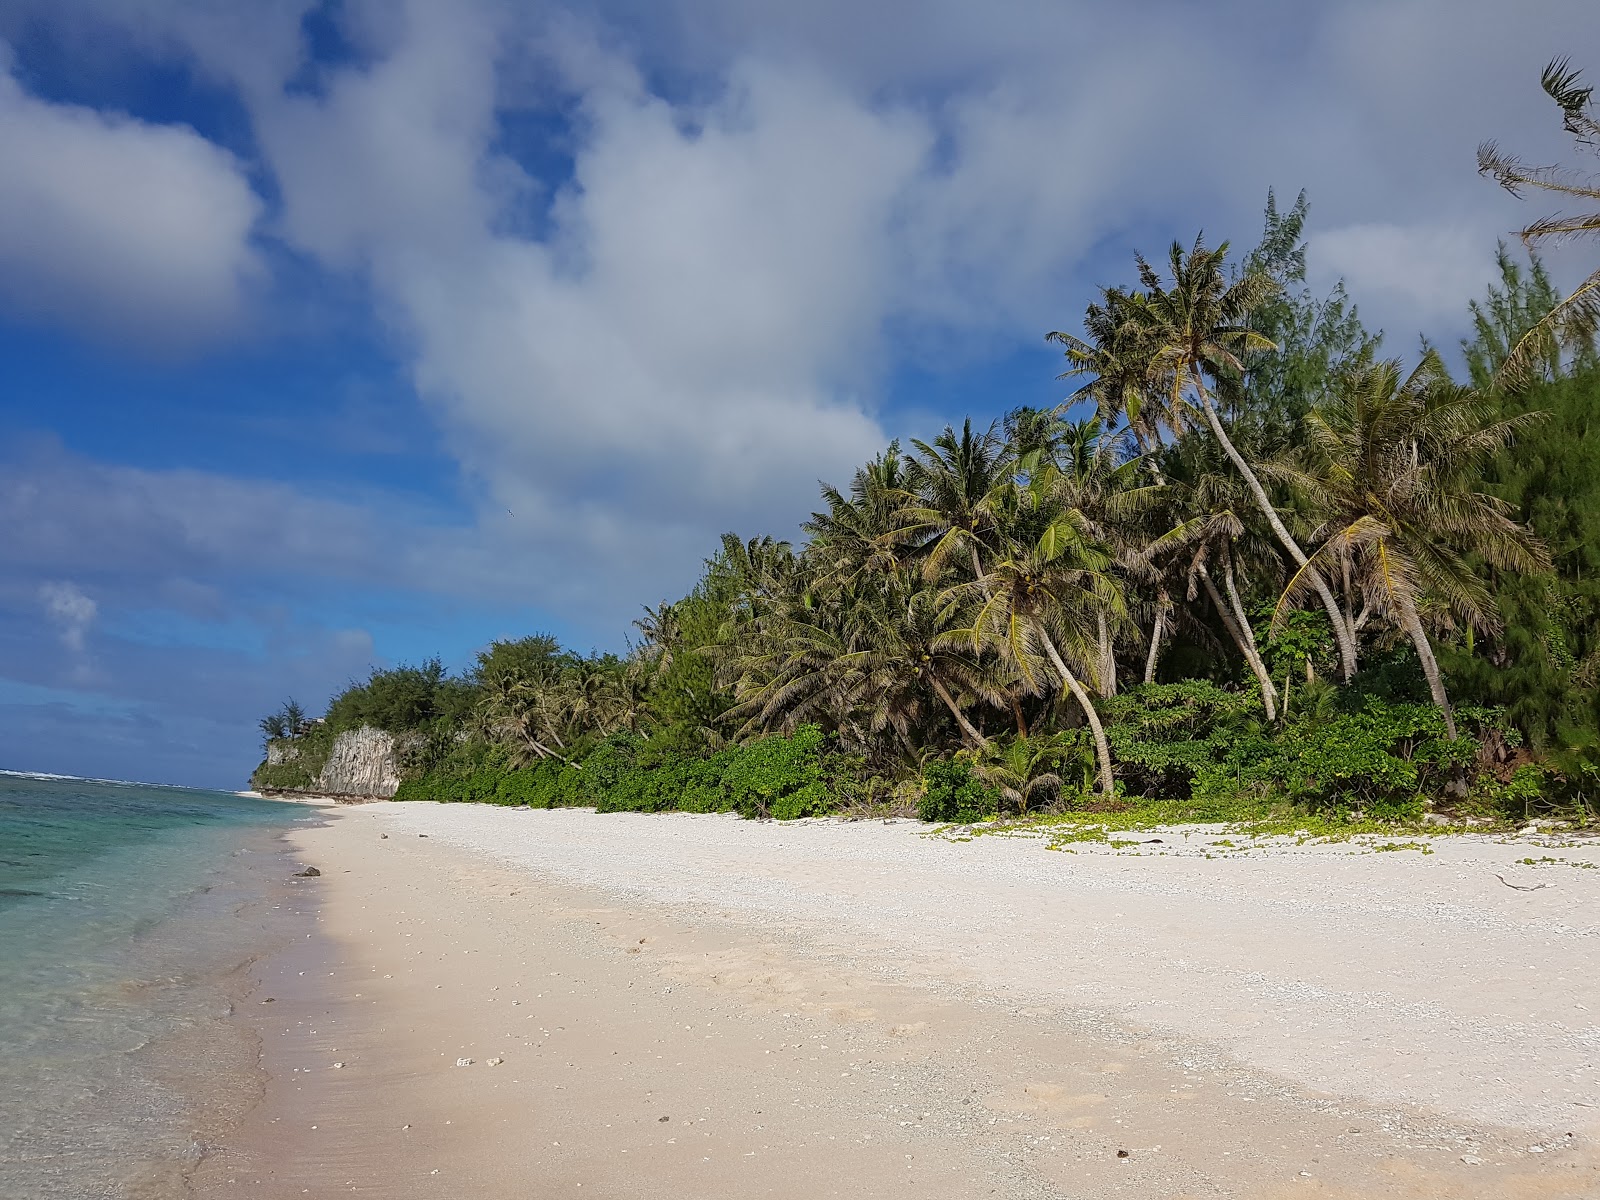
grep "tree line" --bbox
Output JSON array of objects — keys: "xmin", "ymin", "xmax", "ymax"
[{"xmin": 256, "ymin": 64, "xmax": 1600, "ymax": 824}]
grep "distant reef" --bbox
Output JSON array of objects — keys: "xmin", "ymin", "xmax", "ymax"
[{"xmin": 250, "ymin": 725, "xmax": 402, "ymax": 800}]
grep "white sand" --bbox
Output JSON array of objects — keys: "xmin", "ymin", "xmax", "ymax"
[{"xmin": 370, "ymin": 805, "xmax": 1600, "ymax": 1138}]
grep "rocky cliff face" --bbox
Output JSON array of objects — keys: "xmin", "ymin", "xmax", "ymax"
[
  {"xmin": 314, "ymin": 726, "xmax": 403, "ymax": 798},
  {"xmin": 252, "ymin": 725, "xmax": 403, "ymax": 799}
]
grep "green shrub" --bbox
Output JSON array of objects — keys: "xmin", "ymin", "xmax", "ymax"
[
  {"xmin": 918, "ymin": 758, "xmax": 998, "ymax": 823},
  {"xmin": 392, "ymin": 725, "xmax": 838, "ymax": 820},
  {"xmin": 250, "ymin": 760, "xmax": 318, "ymax": 792}
]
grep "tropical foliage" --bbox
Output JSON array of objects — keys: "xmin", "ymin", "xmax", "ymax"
[{"xmin": 257, "ymin": 70, "xmax": 1600, "ymax": 826}]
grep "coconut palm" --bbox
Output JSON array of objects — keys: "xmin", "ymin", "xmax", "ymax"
[
  {"xmin": 972, "ymin": 734, "xmax": 1074, "ymax": 816},
  {"xmin": 1044, "ymin": 417, "xmax": 1164, "ymax": 698},
  {"xmin": 727, "ymin": 573, "xmax": 1003, "ymax": 756},
  {"xmin": 949, "ymin": 464, "xmax": 1123, "ymax": 797},
  {"xmin": 805, "ymin": 443, "xmax": 908, "ymax": 587},
  {"xmin": 1124, "ymin": 236, "xmax": 1363, "ymax": 680},
  {"xmin": 1272, "ymin": 354, "xmax": 1551, "ymax": 737},
  {"xmin": 1479, "ymin": 59, "xmax": 1600, "ymax": 388},
  {"xmin": 892, "ymin": 419, "xmax": 1012, "ymax": 585},
  {"xmin": 1141, "ymin": 444, "xmax": 1286, "ymax": 719},
  {"xmin": 1048, "ymin": 286, "xmax": 1170, "ymax": 452}
]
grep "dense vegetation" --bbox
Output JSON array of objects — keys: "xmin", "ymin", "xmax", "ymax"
[{"xmin": 258, "ymin": 69, "xmax": 1600, "ymax": 828}]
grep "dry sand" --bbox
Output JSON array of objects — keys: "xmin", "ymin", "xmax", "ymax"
[{"xmin": 192, "ymin": 805, "xmax": 1600, "ymax": 1198}]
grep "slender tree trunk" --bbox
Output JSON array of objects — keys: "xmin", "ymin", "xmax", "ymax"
[
  {"xmin": 929, "ymin": 675, "xmax": 989, "ymax": 748},
  {"xmin": 1196, "ymin": 562, "xmax": 1278, "ymax": 722},
  {"xmin": 1195, "ymin": 383, "xmax": 1359, "ymax": 680},
  {"xmin": 1009, "ymin": 693, "xmax": 1029, "ymax": 737},
  {"xmin": 1396, "ymin": 592, "xmax": 1458, "ymax": 740},
  {"xmin": 1221, "ymin": 557, "xmax": 1280, "ymax": 719},
  {"xmin": 1096, "ymin": 612, "xmax": 1118, "ymax": 697},
  {"xmin": 1036, "ymin": 627, "xmax": 1115, "ymax": 798},
  {"xmin": 1144, "ymin": 592, "xmax": 1169, "ymax": 684}
]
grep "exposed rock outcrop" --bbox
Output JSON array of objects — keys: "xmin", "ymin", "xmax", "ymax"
[
  {"xmin": 314, "ymin": 726, "xmax": 403, "ymax": 799},
  {"xmin": 265, "ymin": 740, "xmax": 301, "ymax": 767},
  {"xmin": 251, "ymin": 725, "xmax": 404, "ymax": 800}
]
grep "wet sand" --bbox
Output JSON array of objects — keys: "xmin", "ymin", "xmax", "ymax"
[{"xmin": 192, "ymin": 805, "xmax": 1600, "ymax": 1198}]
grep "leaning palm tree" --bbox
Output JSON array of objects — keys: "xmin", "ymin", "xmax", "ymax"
[
  {"xmin": 1479, "ymin": 58, "xmax": 1600, "ymax": 388},
  {"xmin": 949, "ymin": 465, "xmax": 1123, "ymax": 797},
  {"xmin": 1047, "ymin": 418, "xmax": 1165, "ymax": 698},
  {"xmin": 1126, "ymin": 236, "xmax": 1362, "ymax": 680},
  {"xmin": 1272, "ymin": 354, "xmax": 1551, "ymax": 738}
]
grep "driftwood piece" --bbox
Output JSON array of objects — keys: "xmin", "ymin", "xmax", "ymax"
[{"xmin": 1494, "ymin": 873, "xmax": 1549, "ymax": 892}]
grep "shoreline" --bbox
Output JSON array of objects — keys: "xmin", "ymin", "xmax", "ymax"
[{"xmin": 192, "ymin": 804, "xmax": 1600, "ymax": 1197}]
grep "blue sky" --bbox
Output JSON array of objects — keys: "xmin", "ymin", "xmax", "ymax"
[{"xmin": 0, "ymin": 0, "xmax": 1593, "ymax": 787}]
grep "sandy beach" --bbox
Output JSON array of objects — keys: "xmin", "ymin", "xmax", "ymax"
[{"xmin": 191, "ymin": 805, "xmax": 1600, "ymax": 1198}]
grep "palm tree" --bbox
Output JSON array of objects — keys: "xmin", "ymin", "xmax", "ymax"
[
  {"xmin": 972, "ymin": 734, "xmax": 1072, "ymax": 816},
  {"xmin": 1273, "ymin": 354, "xmax": 1551, "ymax": 737},
  {"xmin": 805, "ymin": 443, "xmax": 908, "ymax": 587},
  {"xmin": 1126, "ymin": 236, "xmax": 1362, "ymax": 680},
  {"xmin": 1479, "ymin": 59, "xmax": 1600, "ymax": 388},
  {"xmin": 632, "ymin": 602, "xmax": 680, "ymax": 671},
  {"xmin": 892, "ymin": 419, "xmax": 1012, "ymax": 585},
  {"xmin": 1049, "ymin": 286, "xmax": 1170, "ymax": 452},
  {"xmin": 1045, "ymin": 417, "xmax": 1164, "ymax": 698},
  {"xmin": 1142, "ymin": 447, "xmax": 1284, "ymax": 719},
  {"xmin": 949, "ymin": 464, "xmax": 1123, "ymax": 797}
]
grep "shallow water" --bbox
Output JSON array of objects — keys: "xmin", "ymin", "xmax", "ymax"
[{"xmin": 0, "ymin": 773, "xmax": 305, "ymax": 1198}]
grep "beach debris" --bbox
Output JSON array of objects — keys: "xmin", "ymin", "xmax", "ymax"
[
  {"xmin": 455, "ymin": 1057, "xmax": 474, "ymax": 1067},
  {"xmin": 260, "ymin": 997, "xmax": 275, "ymax": 1003},
  {"xmin": 658, "ymin": 1115, "xmax": 670, "ymax": 1123},
  {"xmin": 419, "ymin": 834, "xmax": 429, "ymax": 838},
  {"xmin": 293, "ymin": 866, "xmax": 321, "ymax": 877},
  {"xmin": 487, "ymin": 1057, "xmax": 504, "ymax": 1066},
  {"xmin": 380, "ymin": 833, "xmax": 388, "ymax": 839},
  {"xmin": 1116, "ymin": 1149, "xmax": 1129, "ymax": 1159},
  {"xmin": 332, "ymin": 1062, "xmax": 345, "ymax": 1069},
  {"xmin": 1495, "ymin": 874, "xmax": 1549, "ymax": 891}
]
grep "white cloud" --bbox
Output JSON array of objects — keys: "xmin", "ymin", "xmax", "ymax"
[
  {"xmin": 38, "ymin": 581, "xmax": 96, "ymax": 654},
  {"xmin": 0, "ymin": 43, "xmax": 262, "ymax": 345},
  {"xmin": 8, "ymin": 0, "xmax": 1600, "ymax": 629},
  {"xmin": 1310, "ymin": 223, "xmax": 1503, "ymax": 333}
]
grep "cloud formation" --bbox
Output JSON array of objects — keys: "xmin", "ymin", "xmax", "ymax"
[
  {"xmin": 38, "ymin": 580, "xmax": 95, "ymax": 654},
  {"xmin": 0, "ymin": 44, "xmax": 263, "ymax": 346}
]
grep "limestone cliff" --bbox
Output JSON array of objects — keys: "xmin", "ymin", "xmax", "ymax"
[
  {"xmin": 314, "ymin": 726, "xmax": 403, "ymax": 798},
  {"xmin": 250, "ymin": 725, "xmax": 404, "ymax": 800}
]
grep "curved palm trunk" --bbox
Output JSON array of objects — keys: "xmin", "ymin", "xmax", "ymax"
[
  {"xmin": 1036, "ymin": 627, "xmax": 1115, "ymax": 799},
  {"xmin": 1396, "ymin": 592, "xmax": 1458, "ymax": 741},
  {"xmin": 1195, "ymin": 384, "xmax": 1359, "ymax": 680},
  {"xmin": 1144, "ymin": 591, "xmax": 1170, "ymax": 684},
  {"xmin": 1221, "ymin": 557, "xmax": 1280, "ymax": 720},
  {"xmin": 1196, "ymin": 561, "xmax": 1278, "ymax": 722},
  {"xmin": 928, "ymin": 675, "xmax": 988, "ymax": 748}
]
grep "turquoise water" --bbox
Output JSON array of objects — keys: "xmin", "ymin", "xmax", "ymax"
[{"xmin": 0, "ymin": 772, "xmax": 303, "ymax": 1198}]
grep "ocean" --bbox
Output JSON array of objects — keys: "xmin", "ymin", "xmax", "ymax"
[{"xmin": 0, "ymin": 772, "xmax": 306, "ymax": 1198}]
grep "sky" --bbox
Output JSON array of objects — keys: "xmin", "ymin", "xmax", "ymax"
[{"xmin": 0, "ymin": 0, "xmax": 1594, "ymax": 788}]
